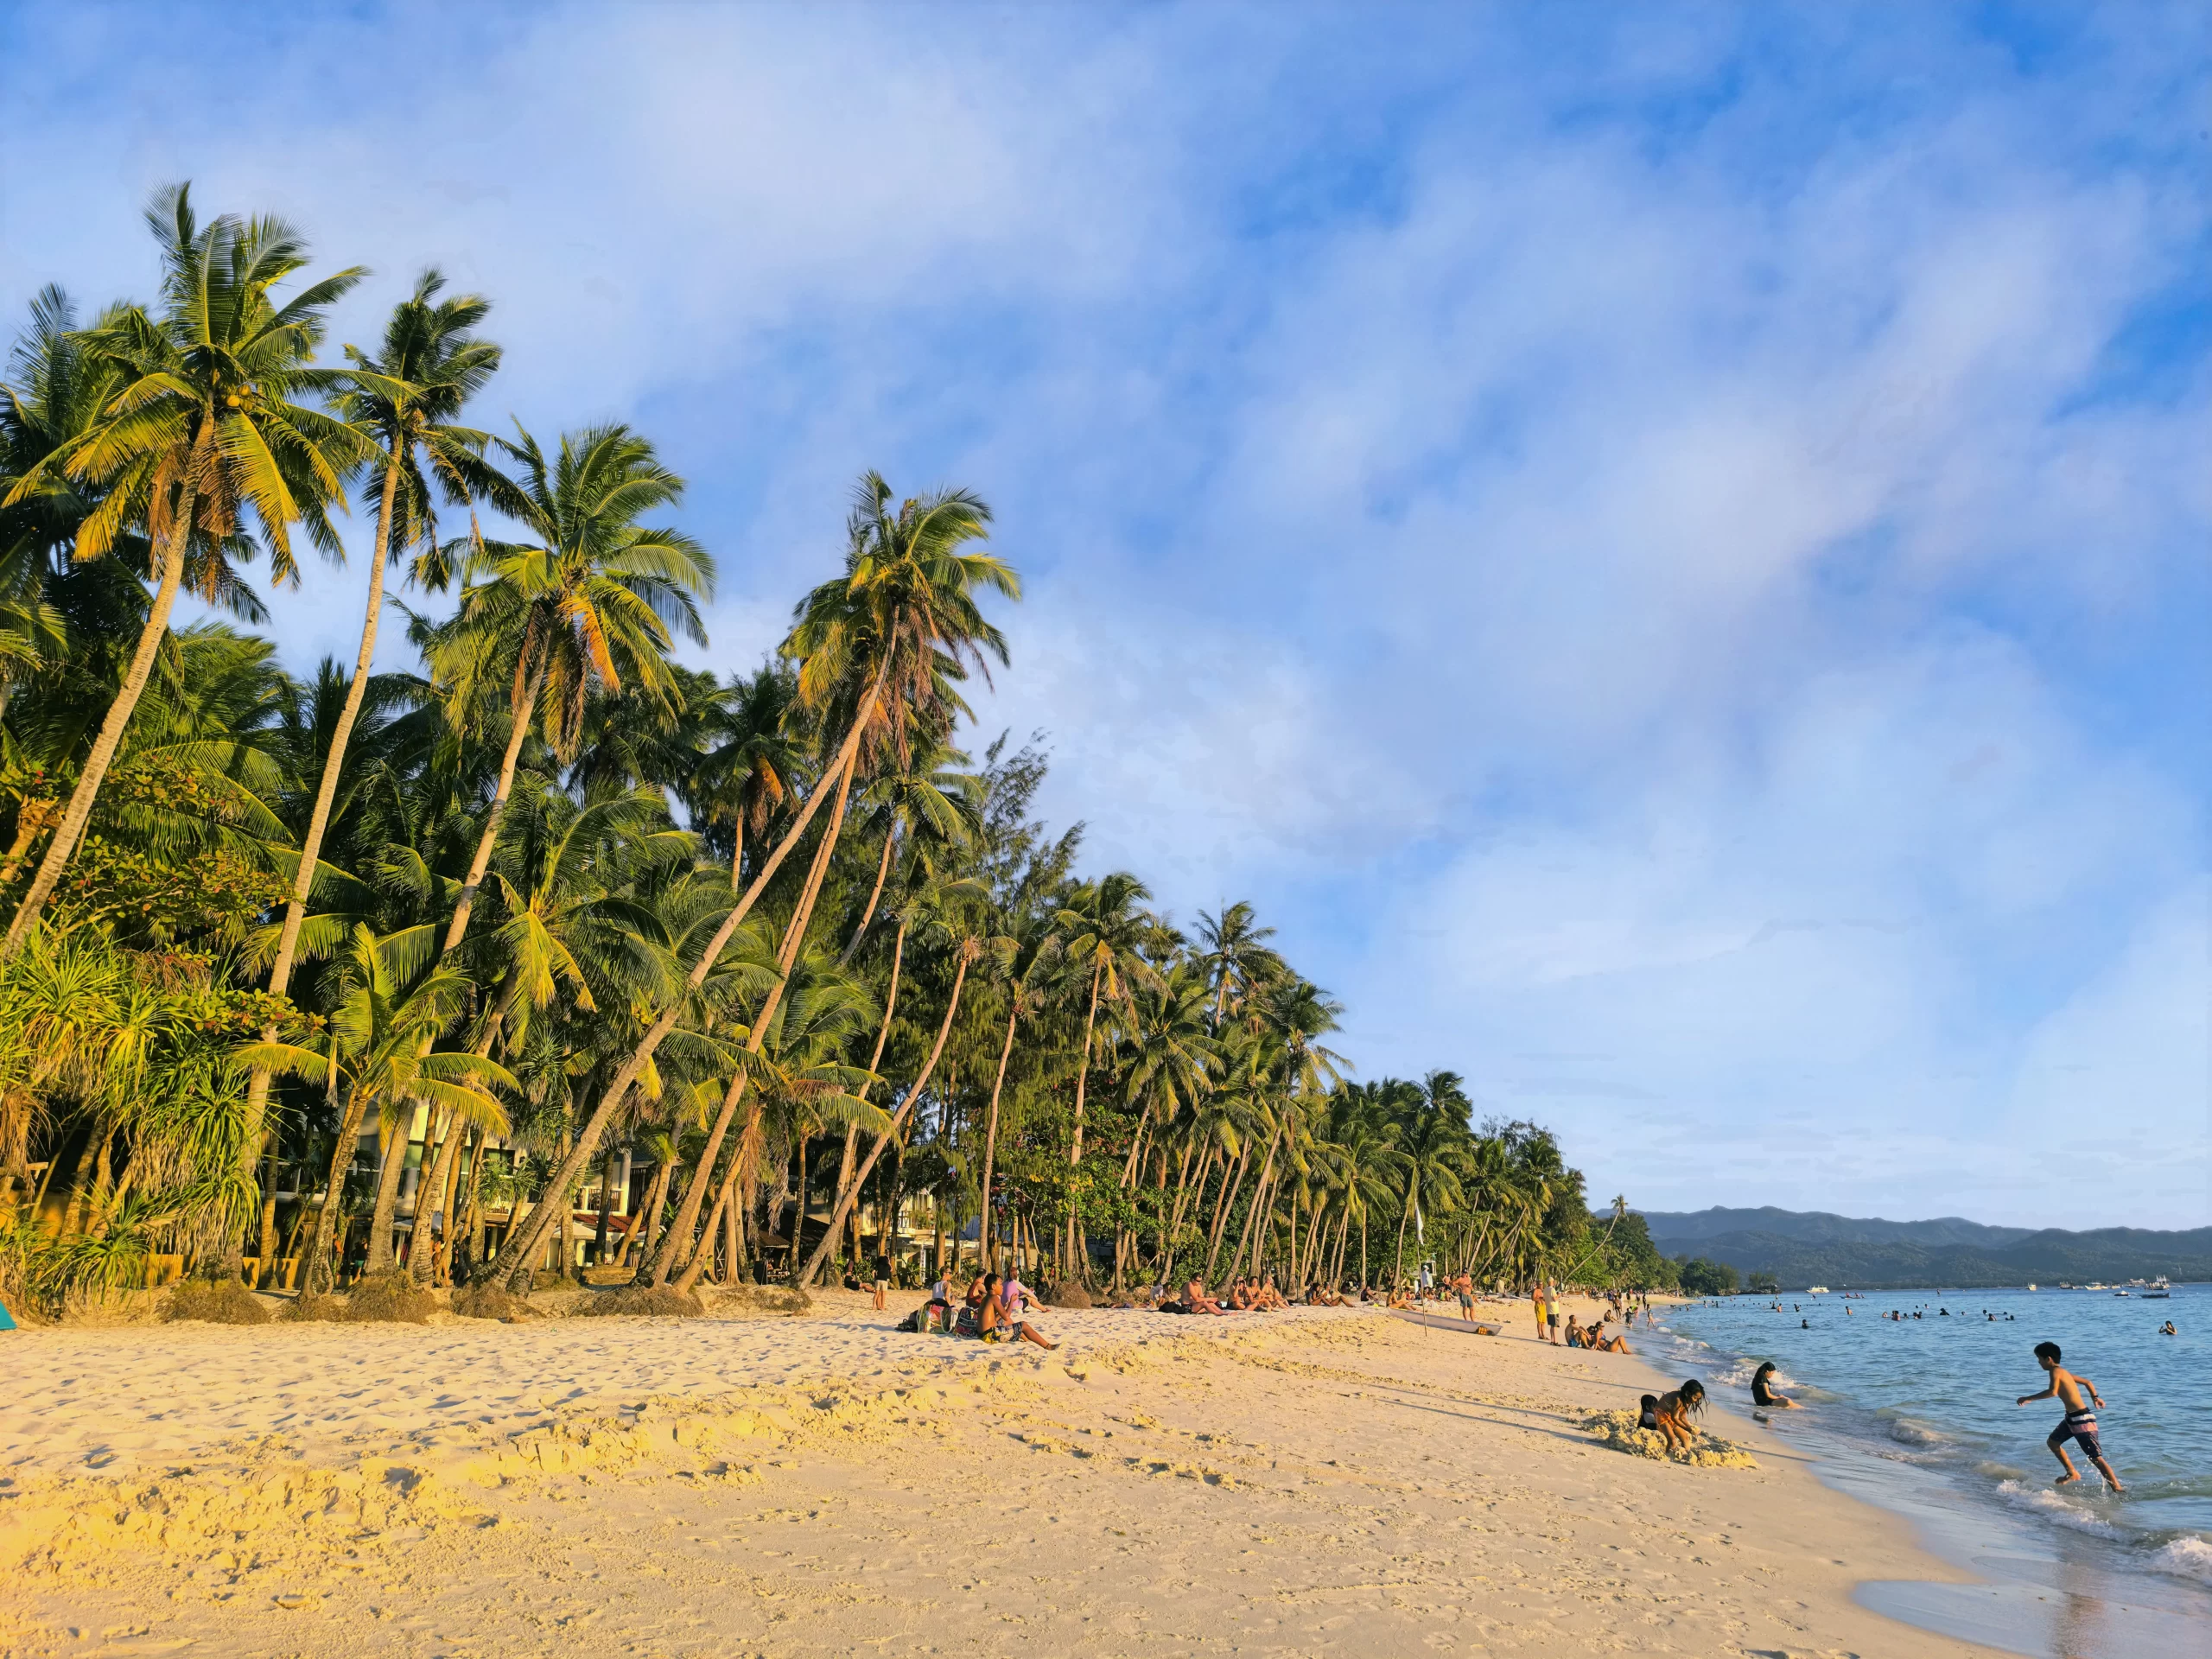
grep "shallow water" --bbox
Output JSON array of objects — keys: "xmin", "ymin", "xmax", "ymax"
[{"xmin": 1649, "ymin": 1285, "xmax": 2211, "ymax": 1657}]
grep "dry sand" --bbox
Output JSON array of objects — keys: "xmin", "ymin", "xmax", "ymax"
[{"xmin": 0, "ymin": 1287, "xmax": 2012, "ymax": 1657}]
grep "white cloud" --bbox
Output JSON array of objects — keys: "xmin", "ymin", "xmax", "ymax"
[{"xmin": 3, "ymin": 4, "xmax": 2203, "ymax": 1227}]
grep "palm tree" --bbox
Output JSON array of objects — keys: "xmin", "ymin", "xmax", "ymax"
[
  {"xmin": 421, "ymin": 422, "xmax": 710, "ymax": 951},
  {"xmin": 243, "ymin": 924, "xmax": 512, "ymax": 1291},
  {"xmin": 685, "ymin": 661, "xmax": 805, "ymax": 886},
  {"xmin": 397, "ymin": 782, "xmax": 689, "ymax": 1276},
  {"xmin": 1196, "ymin": 900, "xmax": 1286, "ymax": 1030},
  {"xmin": 2, "ymin": 185, "xmax": 366, "ymax": 954},
  {"xmin": 1052, "ymin": 870, "xmax": 1160, "ymax": 1278},
  {"xmin": 497, "ymin": 472, "xmax": 1014, "ymax": 1289},
  {"xmin": 1388, "ymin": 1070, "xmax": 1472, "ymax": 1287},
  {"xmin": 1112, "ymin": 964, "xmax": 1222, "ymax": 1283},
  {"xmin": 671, "ymin": 957, "xmax": 884, "ymax": 1294},
  {"xmin": 259, "ymin": 272, "xmax": 505, "ymax": 1008}
]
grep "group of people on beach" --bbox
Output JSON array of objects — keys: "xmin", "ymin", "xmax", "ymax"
[{"xmin": 914, "ymin": 1268, "xmax": 1061, "ymax": 1349}]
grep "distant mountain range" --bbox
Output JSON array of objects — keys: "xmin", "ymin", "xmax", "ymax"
[{"xmin": 1637, "ymin": 1205, "xmax": 2212, "ymax": 1289}]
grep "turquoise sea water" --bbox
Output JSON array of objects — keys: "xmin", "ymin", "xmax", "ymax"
[{"xmin": 1649, "ymin": 1286, "xmax": 2211, "ymax": 1657}]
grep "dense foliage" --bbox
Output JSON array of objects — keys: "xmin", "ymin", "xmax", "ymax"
[{"xmin": 0, "ymin": 187, "xmax": 1677, "ymax": 1315}]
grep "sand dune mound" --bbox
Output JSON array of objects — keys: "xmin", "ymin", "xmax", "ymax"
[
  {"xmin": 338, "ymin": 1274, "xmax": 438, "ymax": 1324},
  {"xmin": 714, "ymin": 1284, "xmax": 811, "ymax": 1316},
  {"xmin": 573, "ymin": 1284, "xmax": 703, "ymax": 1318},
  {"xmin": 159, "ymin": 1280, "xmax": 270, "ymax": 1325},
  {"xmin": 449, "ymin": 1282, "xmax": 540, "ymax": 1320},
  {"xmin": 1580, "ymin": 1408, "xmax": 1758, "ymax": 1467}
]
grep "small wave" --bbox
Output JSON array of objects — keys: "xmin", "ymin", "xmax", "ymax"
[
  {"xmin": 1994, "ymin": 1478, "xmax": 2120, "ymax": 1536},
  {"xmin": 1886, "ymin": 1418, "xmax": 1948, "ymax": 1447},
  {"xmin": 2151, "ymin": 1535, "xmax": 2212, "ymax": 1585}
]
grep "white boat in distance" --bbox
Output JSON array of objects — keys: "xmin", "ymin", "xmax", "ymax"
[{"xmin": 1808, "ymin": 1286, "xmax": 1829, "ymax": 1294}]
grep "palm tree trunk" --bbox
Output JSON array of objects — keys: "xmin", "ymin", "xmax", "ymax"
[
  {"xmin": 1064, "ymin": 965, "xmax": 1103, "ymax": 1277},
  {"xmin": 305, "ymin": 1083, "xmax": 369, "ymax": 1295},
  {"xmin": 1230, "ymin": 1121, "xmax": 1283, "ymax": 1280},
  {"xmin": 363, "ymin": 1102, "xmax": 417, "ymax": 1274},
  {"xmin": 264, "ymin": 445, "xmax": 403, "ymax": 992},
  {"xmin": 787, "ymin": 947, "xmax": 971, "ymax": 1290},
  {"xmin": 836, "ymin": 822, "xmax": 897, "ymax": 967},
  {"xmin": 976, "ymin": 999, "xmax": 1018, "ymax": 1271},
  {"xmin": 616, "ymin": 1157, "xmax": 671, "ymax": 1268},
  {"xmin": 649, "ymin": 754, "xmax": 860, "ymax": 1287},
  {"xmin": 1204, "ymin": 1148, "xmax": 1248, "ymax": 1282},
  {"xmin": 442, "ymin": 653, "xmax": 549, "ymax": 953},
  {"xmin": 796, "ymin": 901, "xmax": 911, "ymax": 1291},
  {"xmin": 786, "ymin": 1138, "xmax": 810, "ymax": 1267},
  {"xmin": 1393, "ymin": 1185, "xmax": 1412, "ymax": 1288},
  {"xmin": 498, "ymin": 669, "xmax": 885, "ymax": 1287},
  {"xmin": 3, "ymin": 484, "xmax": 197, "ymax": 955}
]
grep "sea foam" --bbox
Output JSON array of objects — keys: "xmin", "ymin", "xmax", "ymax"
[
  {"xmin": 1993, "ymin": 1478, "xmax": 2120, "ymax": 1536},
  {"xmin": 2151, "ymin": 1535, "xmax": 2212, "ymax": 1586}
]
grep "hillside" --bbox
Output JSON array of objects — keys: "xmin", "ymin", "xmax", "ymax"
[{"xmin": 1639, "ymin": 1208, "xmax": 2212, "ymax": 1289}]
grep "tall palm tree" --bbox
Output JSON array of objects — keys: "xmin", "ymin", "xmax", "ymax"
[
  {"xmin": 1389, "ymin": 1070, "xmax": 1472, "ymax": 1286},
  {"xmin": 2, "ymin": 185, "xmax": 367, "ymax": 954},
  {"xmin": 420, "ymin": 422, "xmax": 710, "ymax": 951},
  {"xmin": 238, "ymin": 275, "xmax": 508, "ymax": 1262},
  {"xmin": 1112, "ymin": 964, "xmax": 1222, "ymax": 1283},
  {"xmin": 1052, "ymin": 870, "xmax": 1159, "ymax": 1277},
  {"xmin": 260, "ymin": 272, "xmax": 505, "ymax": 1007},
  {"xmin": 497, "ymin": 472, "xmax": 1014, "ymax": 1289}
]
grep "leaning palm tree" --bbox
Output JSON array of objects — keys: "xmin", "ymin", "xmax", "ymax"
[
  {"xmin": 243, "ymin": 924, "xmax": 512, "ymax": 1291},
  {"xmin": 497, "ymin": 472, "xmax": 1015, "ymax": 1289},
  {"xmin": 2, "ymin": 185, "xmax": 367, "ymax": 954}
]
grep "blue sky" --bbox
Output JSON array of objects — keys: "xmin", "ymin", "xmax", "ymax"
[{"xmin": 4, "ymin": 3, "xmax": 2206, "ymax": 1228}]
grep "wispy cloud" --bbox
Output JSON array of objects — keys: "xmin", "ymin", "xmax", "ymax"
[{"xmin": 3, "ymin": 1, "xmax": 2202, "ymax": 1225}]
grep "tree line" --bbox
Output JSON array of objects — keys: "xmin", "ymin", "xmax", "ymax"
[{"xmin": 0, "ymin": 186, "xmax": 1681, "ymax": 1317}]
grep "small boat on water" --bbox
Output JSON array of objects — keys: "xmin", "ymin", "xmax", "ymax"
[
  {"xmin": 2143, "ymin": 1279, "xmax": 2172, "ymax": 1300},
  {"xmin": 1808, "ymin": 1286, "xmax": 1829, "ymax": 1294}
]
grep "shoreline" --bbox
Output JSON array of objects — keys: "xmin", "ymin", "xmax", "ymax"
[
  {"xmin": 1649, "ymin": 1294, "xmax": 2212, "ymax": 1659},
  {"xmin": 0, "ymin": 1290, "xmax": 2012, "ymax": 1656}
]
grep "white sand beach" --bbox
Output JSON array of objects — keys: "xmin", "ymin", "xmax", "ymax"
[{"xmin": 0, "ymin": 1291, "xmax": 2010, "ymax": 1657}]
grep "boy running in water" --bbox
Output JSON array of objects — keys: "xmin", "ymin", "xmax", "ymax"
[{"xmin": 2016, "ymin": 1341, "xmax": 2123, "ymax": 1491}]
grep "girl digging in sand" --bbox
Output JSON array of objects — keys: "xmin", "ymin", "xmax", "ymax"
[{"xmin": 1651, "ymin": 1380, "xmax": 1707, "ymax": 1453}]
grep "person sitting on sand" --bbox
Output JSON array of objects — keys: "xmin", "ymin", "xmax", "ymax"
[
  {"xmin": 979, "ymin": 1274, "xmax": 1059, "ymax": 1350},
  {"xmin": 1597, "ymin": 1328, "xmax": 1631, "ymax": 1354},
  {"xmin": 1651, "ymin": 1380, "xmax": 1707, "ymax": 1453},
  {"xmin": 1637, "ymin": 1393, "xmax": 1661, "ymax": 1432},
  {"xmin": 1183, "ymin": 1277, "xmax": 1230, "ymax": 1316},
  {"xmin": 1751, "ymin": 1361, "xmax": 1798, "ymax": 1408},
  {"xmin": 1564, "ymin": 1314, "xmax": 1585, "ymax": 1347},
  {"xmin": 925, "ymin": 1268, "xmax": 957, "ymax": 1331},
  {"xmin": 1387, "ymin": 1284, "xmax": 1414, "ymax": 1310}
]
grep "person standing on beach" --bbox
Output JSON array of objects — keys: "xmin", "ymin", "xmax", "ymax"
[
  {"xmin": 2016, "ymin": 1341, "xmax": 2124, "ymax": 1492},
  {"xmin": 1530, "ymin": 1282, "xmax": 1549, "ymax": 1342}
]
